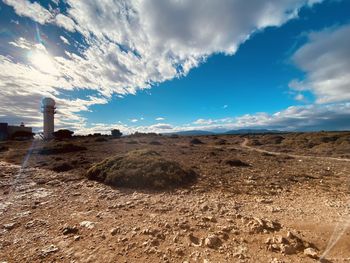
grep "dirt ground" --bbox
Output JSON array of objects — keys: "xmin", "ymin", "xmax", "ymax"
[{"xmin": 0, "ymin": 132, "xmax": 349, "ymax": 262}]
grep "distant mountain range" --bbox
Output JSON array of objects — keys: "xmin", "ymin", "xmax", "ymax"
[
  {"xmin": 164, "ymin": 129, "xmax": 284, "ymax": 136},
  {"xmin": 170, "ymin": 130, "xmax": 216, "ymax": 136},
  {"xmin": 224, "ymin": 129, "xmax": 283, "ymax": 135}
]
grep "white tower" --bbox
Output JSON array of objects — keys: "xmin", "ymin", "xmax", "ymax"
[{"xmin": 42, "ymin": 98, "xmax": 56, "ymax": 140}]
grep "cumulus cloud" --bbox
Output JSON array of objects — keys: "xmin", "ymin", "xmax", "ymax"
[
  {"xmin": 290, "ymin": 24, "xmax": 350, "ymax": 103},
  {"xmin": 55, "ymin": 14, "xmax": 76, "ymax": 32},
  {"xmin": 3, "ymin": 0, "xmax": 53, "ymax": 24},
  {"xmin": 155, "ymin": 117, "xmax": 165, "ymax": 121},
  {"xmin": 1, "ymin": 0, "xmax": 325, "ymax": 132}
]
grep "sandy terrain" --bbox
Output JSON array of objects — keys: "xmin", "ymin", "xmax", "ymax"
[{"xmin": 0, "ymin": 133, "xmax": 349, "ymax": 262}]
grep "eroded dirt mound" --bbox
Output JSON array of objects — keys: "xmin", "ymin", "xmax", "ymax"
[{"xmin": 86, "ymin": 149, "xmax": 197, "ymax": 189}]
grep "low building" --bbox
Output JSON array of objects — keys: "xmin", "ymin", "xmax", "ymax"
[{"xmin": 0, "ymin": 122, "xmax": 33, "ymax": 140}]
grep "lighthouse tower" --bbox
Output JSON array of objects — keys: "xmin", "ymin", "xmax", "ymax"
[{"xmin": 42, "ymin": 98, "xmax": 56, "ymax": 140}]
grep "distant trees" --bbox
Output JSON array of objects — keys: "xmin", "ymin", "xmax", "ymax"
[
  {"xmin": 53, "ymin": 129, "xmax": 74, "ymax": 140},
  {"xmin": 111, "ymin": 129, "xmax": 123, "ymax": 138}
]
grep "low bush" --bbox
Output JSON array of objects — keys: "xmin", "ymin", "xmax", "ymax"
[
  {"xmin": 224, "ymin": 159, "xmax": 250, "ymax": 167},
  {"xmin": 38, "ymin": 143, "xmax": 87, "ymax": 155},
  {"xmin": 190, "ymin": 138, "xmax": 203, "ymax": 145},
  {"xmin": 86, "ymin": 149, "xmax": 197, "ymax": 189}
]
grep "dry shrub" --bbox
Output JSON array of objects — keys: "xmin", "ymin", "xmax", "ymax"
[
  {"xmin": 224, "ymin": 159, "xmax": 250, "ymax": 167},
  {"xmin": 0, "ymin": 145, "xmax": 9, "ymax": 152},
  {"xmin": 190, "ymin": 138, "xmax": 203, "ymax": 145},
  {"xmin": 249, "ymin": 139, "xmax": 262, "ymax": 146},
  {"xmin": 149, "ymin": 141, "xmax": 162, "ymax": 145},
  {"xmin": 38, "ymin": 143, "xmax": 87, "ymax": 155},
  {"xmin": 86, "ymin": 149, "xmax": 197, "ymax": 189},
  {"xmin": 52, "ymin": 162, "xmax": 73, "ymax": 172},
  {"xmin": 215, "ymin": 139, "xmax": 227, "ymax": 145},
  {"xmin": 126, "ymin": 140, "xmax": 138, "ymax": 144},
  {"xmin": 95, "ymin": 137, "xmax": 108, "ymax": 142}
]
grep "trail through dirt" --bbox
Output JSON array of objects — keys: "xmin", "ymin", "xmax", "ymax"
[{"xmin": 241, "ymin": 138, "xmax": 350, "ymax": 162}]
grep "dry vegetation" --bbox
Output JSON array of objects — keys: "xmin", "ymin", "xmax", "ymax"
[
  {"xmin": 0, "ymin": 131, "xmax": 349, "ymax": 262},
  {"xmin": 86, "ymin": 149, "xmax": 197, "ymax": 189},
  {"xmin": 247, "ymin": 132, "xmax": 350, "ymax": 158}
]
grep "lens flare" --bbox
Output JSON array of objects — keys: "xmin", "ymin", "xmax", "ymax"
[{"xmin": 29, "ymin": 51, "xmax": 57, "ymax": 75}]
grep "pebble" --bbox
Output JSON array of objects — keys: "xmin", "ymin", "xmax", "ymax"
[
  {"xmin": 304, "ymin": 247, "xmax": 318, "ymax": 259},
  {"xmin": 3, "ymin": 223, "xmax": 18, "ymax": 230},
  {"xmin": 80, "ymin": 221, "xmax": 95, "ymax": 229},
  {"xmin": 41, "ymin": 244, "xmax": 59, "ymax": 257},
  {"xmin": 110, "ymin": 227, "xmax": 120, "ymax": 236},
  {"xmin": 204, "ymin": 234, "xmax": 221, "ymax": 248}
]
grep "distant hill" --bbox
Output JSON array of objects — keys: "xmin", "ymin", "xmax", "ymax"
[
  {"xmin": 224, "ymin": 129, "xmax": 283, "ymax": 135},
  {"xmin": 163, "ymin": 129, "xmax": 284, "ymax": 136},
  {"xmin": 165, "ymin": 130, "xmax": 215, "ymax": 136}
]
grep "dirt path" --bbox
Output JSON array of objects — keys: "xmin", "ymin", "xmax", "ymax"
[{"xmin": 241, "ymin": 138, "xmax": 350, "ymax": 162}]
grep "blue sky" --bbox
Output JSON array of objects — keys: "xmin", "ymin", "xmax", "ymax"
[{"xmin": 0, "ymin": 0, "xmax": 349, "ymax": 134}]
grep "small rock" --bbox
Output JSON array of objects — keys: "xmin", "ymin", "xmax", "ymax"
[
  {"xmin": 188, "ymin": 233, "xmax": 201, "ymax": 246},
  {"xmin": 110, "ymin": 227, "xmax": 120, "ymax": 236},
  {"xmin": 41, "ymin": 244, "xmax": 59, "ymax": 257},
  {"xmin": 3, "ymin": 222, "xmax": 18, "ymax": 230},
  {"xmin": 204, "ymin": 234, "xmax": 221, "ymax": 248},
  {"xmin": 74, "ymin": 235, "xmax": 81, "ymax": 241},
  {"xmin": 304, "ymin": 247, "xmax": 318, "ymax": 259},
  {"xmin": 200, "ymin": 204, "xmax": 209, "ymax": 211},
  {"xmin": 62, "ymin": 225, "xmax": 78, "ymax": 235},
  {"xmin": 175, "ymin": 247, "xmax": 185, "ymax": 256},
  {"xmin": 80, "ymin": 221, "xmax": 95, "ymax": 229}
]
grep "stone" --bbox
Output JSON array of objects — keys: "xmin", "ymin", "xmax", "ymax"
[
  {"xmin": 3, "ymin": 222, "xmax": 18, "ymax": 230},
  {"xmin": 304, "ymin": 248, "xmax": 318, "ymax": 259},
  {"xmin": 62, "ymin": 225, "xmax": 78, "ymax": 235},
  {"xmin": 188, "ymin": 233, "xmax": 201, "ymax": 246},
  {"xmin": 80, "ymin": 221, "xmax": 95, "ymax": 229},
  {"xmin": 110, "ymin": 227, "xmax": 120, "ymax": 236},
  {"xmin": 41, "ymin": 244, "xmax": 59, "ymax": 257},
  {"xmin": 204, "ymin": 234, "xmax": 221, "ymax": 248}
]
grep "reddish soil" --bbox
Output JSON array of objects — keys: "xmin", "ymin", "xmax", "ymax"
[{"xmin": 0, "ymin": 132, "xmax": 349, "ymax": 262}]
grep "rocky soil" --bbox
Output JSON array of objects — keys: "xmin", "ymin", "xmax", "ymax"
[{"xmin": 0, "ymin": 133, "xmax": 350, "ymax": 262}]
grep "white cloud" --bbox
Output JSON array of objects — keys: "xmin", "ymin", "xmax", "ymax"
[
  {"xmin": 3, "ymin": 0, "xmax": 53, "ymax": 24},
  {"xmin": 60, "ymin": 36, "xmax": 70, "ymax": 45},
  {"xmin": 55, "ymin": 14, "xmax": 76, "ymax": 32},
  {"xmin": 149, "ymin": 123, "xmax": 173, "ymax": 130},
  {"xmin": 8, "ymin": 37, "xmax": 32, "ymax": 49},
  {"xmin": 1, "ymin": 0, "xmax": 326, "ymax": 133},
  {"xmin": 290, "ymin": 24, "xmax": 350, "ymax": 103},
  {"xmin": 130, "ymin": 119, "xmax": 138, "ymax": 123},
  {"xmin": 155, "ymin": 117, "xmax": 165, "ymax": 121},
  {"xmin": 294, "ymin": 93, "xmax": 305, "ymax": 102},
  {"xmin": 193, "ymin": 119, "xmax": 215, "ymax": 125}
]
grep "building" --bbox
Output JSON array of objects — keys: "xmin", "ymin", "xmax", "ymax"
[
  {"xmin": 42, "ymin": 97, "xmax": 56, "ymax": 140},
  {"xmin": 0, "ymin": 122, "xmax": 33, "ymax": 141}
]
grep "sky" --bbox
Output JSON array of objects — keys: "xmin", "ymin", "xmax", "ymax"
[{"xmin": 0, "ymin": 0, "xmax": 349, "ymax": 134}]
